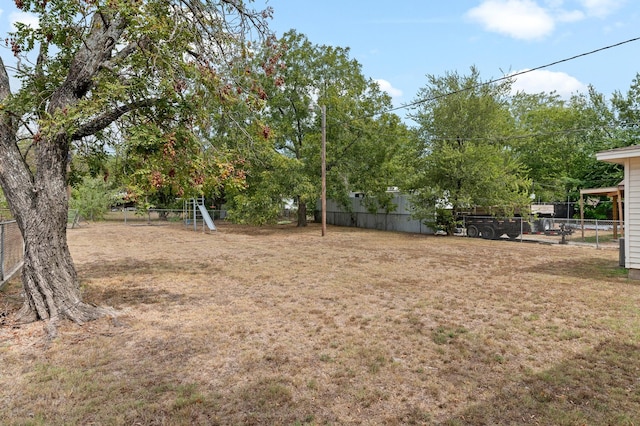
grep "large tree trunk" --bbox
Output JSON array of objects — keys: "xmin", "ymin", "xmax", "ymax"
[
  {"xmin": 18, "ymin": 211, "xmax": 106, "ymax": 324},
  {"xmin": 297, "ymin": 199, "xmax": 307, "ymax": 227},
  {"xmin": 0, "ymin": 12, "xmax": 130, "ymax": 324},
  {"xmin": 7, "ymin": 131, "xmax": 108, "ymax": 324},
  {"xmin": 0, "ymin": 160, "xmax": 107, "ymax": 323},
  {"xmin": 0, "ymin": 55, "xmax": 110, "ymax": 324}
]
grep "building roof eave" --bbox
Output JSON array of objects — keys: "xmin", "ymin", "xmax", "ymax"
[{"xmin": 596, "ymin": 145, "xmax": 640, "ymax": 164}]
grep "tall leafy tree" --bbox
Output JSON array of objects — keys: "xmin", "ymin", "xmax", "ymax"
[
  {"xmin": 570, "ymin": 74, "xmax": 640, "ymax": 217},
  {"xmin": 577, "ymin": 87, "xmax": 624, "ymax": 189},
  {"xmin": 408, "ymin": 67, "xmax": 531, "ymax": 228},
  {"xmin": 612, "ymin": 73, "xmax": 640, "ymax": 145},
  {"xmin": 578, "ymin": 74, "xmax": 640, "ymax": 195},
  {"xmin": 509, "ymin": 89, "xmax": 618, "ymax": 202},
  {"xmin": 112, "ymin": 120, "xmax": 248, "ymax": 212},
  {"xmin": 0, "ymin": 0, "xmax": 274, "ymax": 324},
  {"xmin": 230, "ymin": 30, "xmax": 412, "ymax": 225}
]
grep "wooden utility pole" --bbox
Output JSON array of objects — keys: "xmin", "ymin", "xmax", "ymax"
[{"xmin": 321, "ymin": 105, "xmax": 327, "ymax": 237}]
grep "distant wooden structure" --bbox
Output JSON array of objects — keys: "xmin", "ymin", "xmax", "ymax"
[{"xmin": 579, "ymin": 183, "xmax": 624, "ymax": 240}]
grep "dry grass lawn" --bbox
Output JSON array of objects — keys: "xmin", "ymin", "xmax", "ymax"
[{"xmin": 1, "ymin": 221, "xmax": 640, "ymax": 425}]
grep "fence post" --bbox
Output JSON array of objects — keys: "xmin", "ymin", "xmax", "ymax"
[
  {"xmin": 520, "ymin": 217, "xmax": 523, "ymax": 242},
  {"xmin": 595, "ymin": 219, "xmax": 599, "ymax": 249},
  {"xmin": 1, "ymin": 223, "xmax": 5, "ymax": 282},
  {"xmin": 463, "ymin": 216, "xmax": 466, "ymax": 237}
]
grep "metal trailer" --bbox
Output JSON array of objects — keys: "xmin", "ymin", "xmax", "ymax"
[
  {"xmin": 462, "ymin": 215, "xmax": 573, "ymax": 241},
  {"xmin": 462, "ymin": 215, "xmax": 531, "ymax": 240}
]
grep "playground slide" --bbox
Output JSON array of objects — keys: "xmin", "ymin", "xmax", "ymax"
[{"xmin": 197, "ymin": 204, "xmax": 217, "ymax": 231}]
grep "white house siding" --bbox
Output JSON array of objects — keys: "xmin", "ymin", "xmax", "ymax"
[
  {"xmin": 595, "ymin": 145, "xmax": 640, "ymax": 279},
  {"xmin": 627, "ymin": 158, "xmax": 640, "ymax": 271}
]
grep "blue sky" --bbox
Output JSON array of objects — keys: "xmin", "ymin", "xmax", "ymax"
[
  {"xmin": 262, "ymin": 0, "xmax": 640, "ymax": 116},
  {"xmin": 0, "ymin": 0, "xmax": 638, "ymax": 119}
]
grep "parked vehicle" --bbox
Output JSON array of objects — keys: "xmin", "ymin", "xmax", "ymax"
[
  {"xmin": 460, "ymin": 204, "xmax": 574, "ymax": 240},
  {"xmin": 462, "ymin": 215, "xmax": 531, "ymax": 240}
]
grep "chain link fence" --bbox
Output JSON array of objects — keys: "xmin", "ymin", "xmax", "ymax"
[
  {"xmin": 97, "ymin": 206, "xmax": 622, "ymax": 250},
  {"xmin": 109, "ymin": 208, "xmax": 185, "ymax": 224},
  {"xmin": 0, "ymin": 221, "xmax": 23, "ymax": 290},
  {"xmin": 460, "ymin": 216, "xmax": 622, "ymax": 249},
  {"xmin": 103, "ymin": 208, "xmax": 227, "ymax": 225},
  {"xmin": 527, "ymin": 218, "xmax": 622, "ymax": 249}
]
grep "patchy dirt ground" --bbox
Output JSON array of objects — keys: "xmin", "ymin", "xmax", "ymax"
[{"xmin": 1, "ymin": 221, "xmax": 639, "ymax": 425}]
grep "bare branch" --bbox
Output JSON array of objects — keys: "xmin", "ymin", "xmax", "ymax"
[{"xmin": 100, "ymin": 37, "xmax": 148, "ymax": 72}]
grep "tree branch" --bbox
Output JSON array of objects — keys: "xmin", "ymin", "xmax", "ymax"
[
  {"xmin": 0, "ymin": 57, "xmax": 36, "ymax": 213},
  {"xmin": 49, "ymin": 11, "xmax": 128, "ymax": 112},
  {"xmin": 328, "ymin": 130, "xmax": 364, "ymax": 172},
  {"xmin": 71, "ymin": 98, "xmax": 158, "ymax": 140},
  {"xmin": 100, "ymin": 37, "xmax": 148, "ymax": 73},
  {"xmin": 0, "ymin": 57, "xmax": 12, "ymax": 116}
]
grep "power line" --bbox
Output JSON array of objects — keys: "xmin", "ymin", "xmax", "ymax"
[
  {"xmin": 426, "ymin": 122, "xmax": 640, "ymax": 143},
  {"xmin": 385, "ymin": 36, "xmax": 640, "ymax": 114},
  {"xmin": 323, "ymin": 92, "xmax": 640, "ymax": 146},
  {"xmin": 314, "ymin": 35, "xmax": 640, "ymax": 145}
]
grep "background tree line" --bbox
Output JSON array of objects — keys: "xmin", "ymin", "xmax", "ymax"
[{"xmin": 70, "ymin": 31, "xmax": 639, "ymax": 228}]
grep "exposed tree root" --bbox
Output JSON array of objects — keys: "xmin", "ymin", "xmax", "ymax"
[
  {"xmin": 44, "ymin": 317, "xmax": 59, "ymax": 340},
  {"xmin": 16, "ymin": 299, "xmax": 120, "ymax": 328},
  {"xmin": 15, "ymin": 303, "xmax": 39, "ymax": 324}
]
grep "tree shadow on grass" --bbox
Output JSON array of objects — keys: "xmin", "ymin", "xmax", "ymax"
[
  {"xmin": 218, "ymin": 222, "xmax": 317, "ymax": 236},
  {"xmin": 522, "ymin": 257, "xmax": 630, "ymax": 283},
  {"xmin": 83, "ymin": 285, "xmax": 187, "ymax": 308},
  {"xmin": 443, "ymin": 340, "xmax": 640, "ymax": 425},
  {"xmin": 76, "ymin": 259, "xmax": 220, "ymax": 308},
  {"xmin": 77, "ymin": 258, "xmax": 222, "ymax": 280},
  {"xmin": 0, "ymin": 259, "xmax": 210, "ymax": 316}
]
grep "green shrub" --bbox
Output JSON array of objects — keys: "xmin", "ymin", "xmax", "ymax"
[{"xmin": 70, "ymin": 176, "xmax": 115, "ymax": 221}]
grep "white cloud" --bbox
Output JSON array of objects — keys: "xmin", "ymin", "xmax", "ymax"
[
  {"xmin": 375, "ymin": 79, "xmax": 403, "ymax": 98},
  {"xmin": 580, "ymin": 0, "xmax": 626, "ymax": 18},
  {"xmin": 467, "ymin": 0, "xmax": 626, "ymax": 40},
  {"xmin": 510, "ymin": 69, "xmax": 588, "ymax": 98},
  {"xmin": 466, "ymin": 0, "xmax": 555, "ymax": 40},
  {"xmin": 543, "ymin": 0, "xmax": 564, "ymax": 8},
  {"xmin": 10, "ymin": 11, "xmax": 39, "ymax": 30},
  {"xmin": 555, "ymin": 9, "xmax": 585, "ymax": 22}
]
